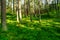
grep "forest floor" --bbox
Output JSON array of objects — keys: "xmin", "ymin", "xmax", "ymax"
[{"xmin": 0, "ymin": 13, "xmax": 60, "ymax": 40}]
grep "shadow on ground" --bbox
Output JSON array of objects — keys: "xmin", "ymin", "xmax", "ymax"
[
  {"xmin": 0, "ymin": 20, "xmax": 60, "ymax": 40},
  {"xmin": 0, "ymin": 13, "xmax": 60, "ymax": 40}
]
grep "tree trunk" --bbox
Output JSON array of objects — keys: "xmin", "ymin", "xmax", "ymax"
[
  {"xmin": 16, "ymin": 0, "xmax": 22, "ymax": 23},
  {"xmin": 1, "ymin": 0, "xmax": 7, "ymax": 31},
  {"xmin": 18, "ymin": 0, "xmax": 22, "ymax": 21},
  {"xmin": 24, "ymin": 0, "xmax": 26, "ymax": 17},
  {"xmin": 12, "ymin": 0, "xmax": 15, "ymax": 13},
  {"xmin": 33, "ymin": 0, "xmax": 36, "ymax": 17},
  {"xmin": 38, "ymin": 0, "xmax": 41, "ymax": 23},
  {"xmin": 28, "ymin": 0, "xmax": 32, "ymax": 21},
  {"xmin": 45, "ymin": 0, "xmax": 50, "ymax": 17}
]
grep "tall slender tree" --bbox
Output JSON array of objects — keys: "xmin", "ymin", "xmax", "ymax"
[
  {"xmin": 12, "ymin": 0, "xmax": 16, "ymax": 13},
  {"xmin": 18, "ymin": 0, "xmax": 22, "ymax": 21},
  {"xmin": 16, "ymin": 0, "xmax": 22, "ymax": 23},
  {"xmin": 28, "ymin": 0, "xmax": 32, "ymax": 21},
  {"xmin": 33, "ymin": 0, "xmax": 36, "ymax": 17},
  {"xmin": 1, "ymin": 0, "xmax": 7, "ymax": 31},
  {"xmin": 38, "ymin": 0, "xmax": 41, "ymax": 23},
  {"xmin": 28, "ymin": 0, "xmax": 30, "ymax": 16},
  {"xmin": 24, "ymin": 0, "xmax": 27, "ymax": 17},
  {"xmin": 13, "ymin": 0, "xmax": 14, "ymax": 12}
]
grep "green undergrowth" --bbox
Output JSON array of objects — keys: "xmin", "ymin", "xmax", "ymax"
[{"xmin": 0, "ymin": 13, "xmax": 60, "ymax": 40}]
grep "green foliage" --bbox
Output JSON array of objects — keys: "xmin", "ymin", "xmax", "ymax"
[{"xmin": 0, "ymin": 12, "xmax": 60, "ymax": 40}]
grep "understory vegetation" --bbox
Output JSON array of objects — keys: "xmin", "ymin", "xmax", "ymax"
[
  {"xmin": 0, "ymin": 11, "xmax": 60, "ymax": 40},
  {"xmin": 0, "ymin": 0, "xmax": 60, "ymax": 40}
]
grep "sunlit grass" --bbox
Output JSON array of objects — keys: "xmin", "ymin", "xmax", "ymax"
[
  {"xmin": 0, "ymin": 12, "xmax": 60, "ymax": 40},
  {"xmin": 7, "ymin": 19, "xmax": 16, "ymax": 23}
]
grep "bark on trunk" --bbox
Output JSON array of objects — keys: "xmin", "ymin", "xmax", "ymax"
[
  {"xmin": 16, "ymin": 0, "xmax": 22, "ymax": 23},
  {"xmin": 1, "ymin": 0, "xmax": 7, "ymax": 31}
]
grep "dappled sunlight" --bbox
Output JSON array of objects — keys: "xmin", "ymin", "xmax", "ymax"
[
  {"xmin": 23, "ymin": 17, "xmax": 30, "ymax": 20},
  {"xmin": 7, "ymin": 19, "xmax": 16, "ymax": 23},
  {"xmin": 54, "ymin": 22, "xmax": 60, "ymax": 24},
  {"xmin": 1, "ymin": 16, "xmax": 60, "ymax": 40},
  {"xmin": 17, "ymin": 24, "xmax": 41, "ymax": 30},
  {"xmin": 7, "ymin": 15, "xmax": 11, "ymax": 18},
  {"xmin": 22, "ymin": 19, "xmax": 30, "ymax": 22},
  {"xmin": 1, "ymin": 0, "xmax": 60, "ymax": 40},
  {"xmin": 46, "ymin": 19, "xmax": 53, "ymax": 22},
  {"xmin": 33, "ymin": 20, "xmax": 39, "ymax": 23}
]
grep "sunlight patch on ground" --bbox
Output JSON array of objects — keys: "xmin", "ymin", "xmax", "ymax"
[
  {"xmin": 7, "ymin": 15, "xmax": 11, "ymax": 18},
  {"xmin": 17, "ymin": 24, "xmax": 41, "ymax": 30},
  {"xmin": 54, "ymin": 22, "xmax": 60, "ymax": 24},
  {"xmin": 47, "ymin": 19, "xmax": 53, "ymax": 22},
  {"xmin": 41, "ymin": 23, "xmax": 51, "ymax": 26},
  {"xmin": 41, "ymin": 20, "xmax": 47, "ymax": 23},
  {"xmin": 7, "ymin": 18, "xmax": 60, "ymax": 28},
  {"xmin": 19, "ymin": 24, "xmax": 35, "ymax": 30},
  {"xmin": 22, "ymin": 19, "xmax": 30, "ymax": 22},
  {"xmin": 33, "ymin": 20, "xmax": 39, "ymax": 23},
  {"xmin": 20, "ymin": 24, "xmax": 35, "ymax": 29},
  {"xmin": 40, "ymin": 20, "xmax": 52, "ymax": 27},
  {"xmin": 23, "ymin": 17, "xmax": 30, "ymax": 20},
  {"xmin": 22, "ymin": 19, "xmax": 54, "ymax": 27},
  {"xmin": 24, "ymin": 20, "xmax": 30, "ymax": 22},
  {"xmin": 54, "ymin": 25, "xmax": 60, "ymax": 28},
  {"xmin": 7, "ymin": 19, "xmax": 16, "ymax": 23}
]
